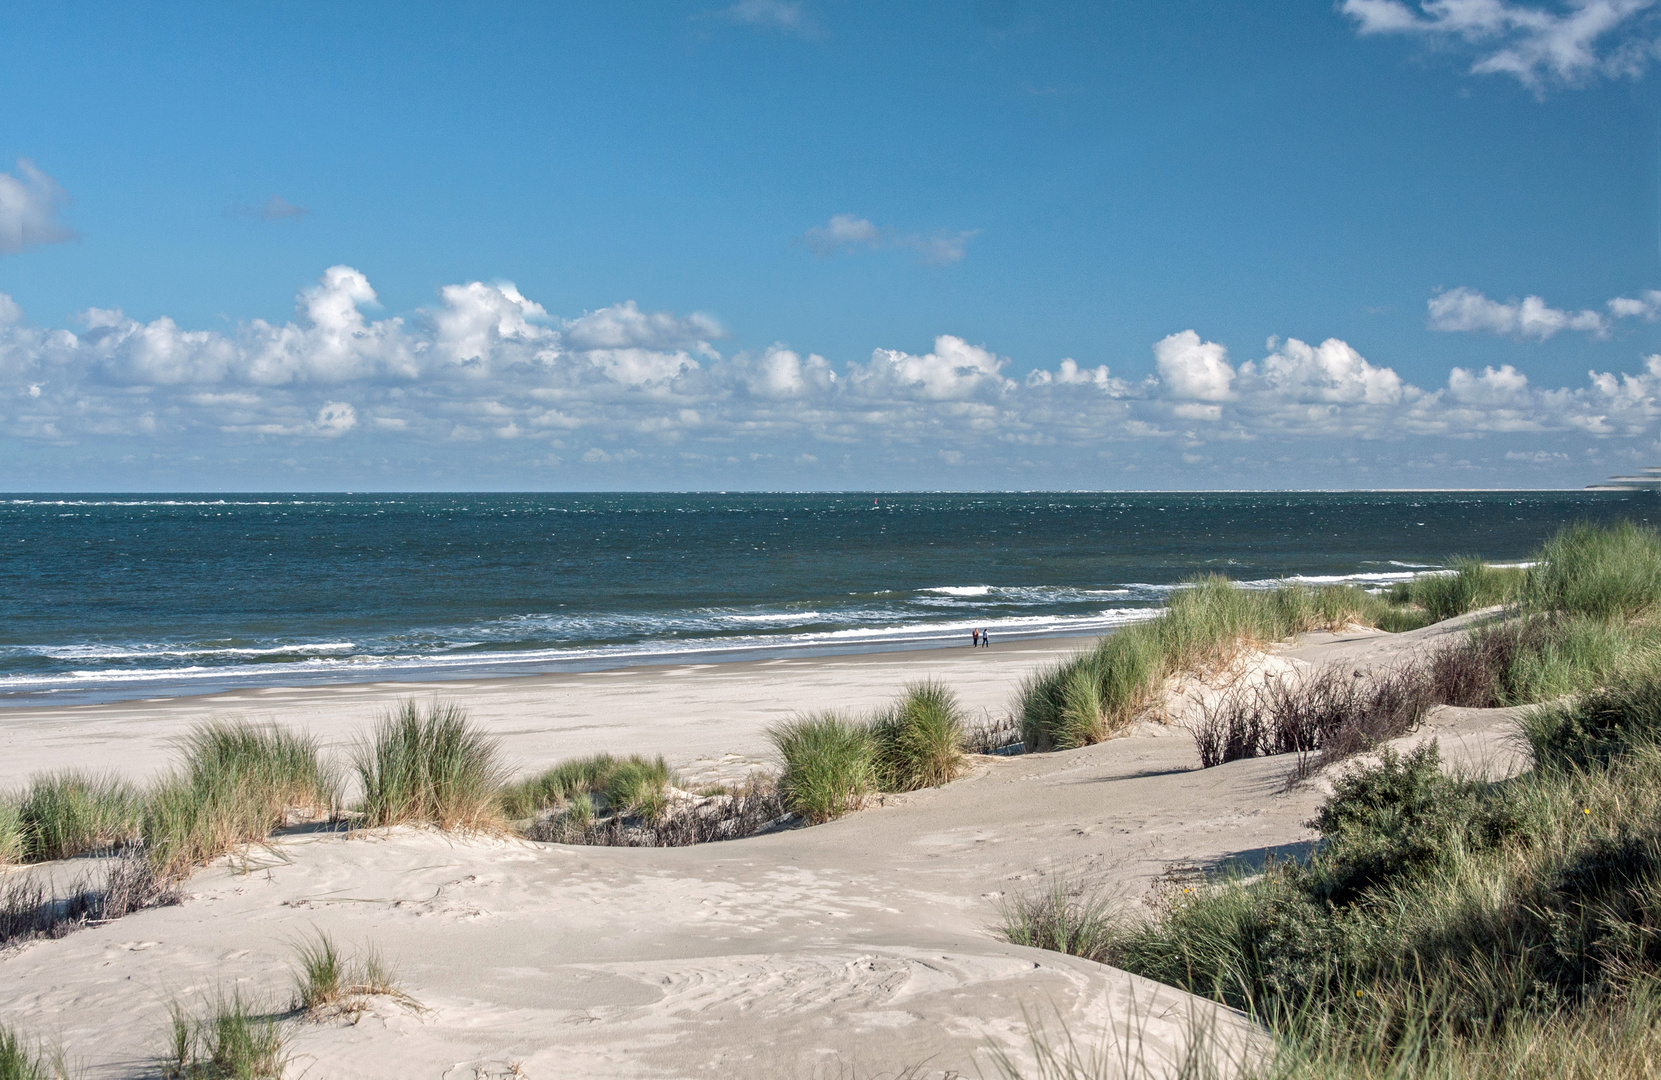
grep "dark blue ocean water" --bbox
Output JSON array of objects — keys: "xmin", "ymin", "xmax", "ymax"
[{"xmin": 2, "ymin": 491, "xmax": 1654, "ymax": 704}]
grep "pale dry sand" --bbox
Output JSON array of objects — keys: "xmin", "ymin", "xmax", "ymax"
[
  {"xmin": 0, "ymin": 637, "xmax": 1094, "ymax": 792},
  {"xmin": 0, "ymin": 623, "xmax": 1532, "ymax": 1079}
]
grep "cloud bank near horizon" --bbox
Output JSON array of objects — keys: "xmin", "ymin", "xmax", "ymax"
[{"xmin": 3, "ymin": 265, "xmax": 1659, "ymax": 486}]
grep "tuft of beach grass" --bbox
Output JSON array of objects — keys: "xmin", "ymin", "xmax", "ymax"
[
  {"xmin": 352, "ymin": 699, "xmax": 508, "ymax": 831},
  {"xmin": 1386, "ymin": 555, "xmax": 1524, "ymax": 624},
  {"xmin": 0, "ymin": 1023, "xmax": 67, "ymax": 1080},
  {"xmin": 1519, "ymin": 519, "xmax": 1661, "ymax": 620},
  {"xmin": 768, "ymin": 681, "xmax": 973, "ymax": 824},
  {"xmin": 162, "ymin": 992, "xmax": 287, "ymax": 1080},
  {"xmin": 1000, "ymin": 876, "xmax": 1118, "ymax": 965},
  {"xmin": 16, "ymin": 771, "xmax": 143, "ymax": 863},
  {"xmin": 501, "ymin": 753, "xmax": 677, "ymax": 824},
  {"xmin": 870, "ymin": 679, "xmax": 969, "ymax": 792},
  {"xmin": 0, "ymin": 800, "xmax": 24, "ymax": 866},
  {"xmin": 769, "ymin": 711, "xmax": 879, "ymax": 824},
  {"xmin": 290, "ymin": 929, "xmax": 408, "ymax": 1016},
  {"xmin": 143, "ymin": 720, "xmax": 338, "ymax": 880}
]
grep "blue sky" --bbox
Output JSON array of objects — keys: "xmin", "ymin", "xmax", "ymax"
[{"xmin": 4, "ymin": 0, "xmax": 1661, "ymax": 490}]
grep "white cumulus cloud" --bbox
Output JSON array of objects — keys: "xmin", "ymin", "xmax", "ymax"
[
  {"xmin": 1155, "ymin": 330, "xmax": 1235, "ymax": 402},
  {"xmin": 854, "ymin": 335, "xmax": 1013, "ymax": 401},
  {"xmin": 1241, "ymin": 337, "xmax": 1405, "ymax": 405},
  {"xmin": 1448, "ymin": 363, "xmax": 1533, "ymax": 405},
  {"xmin": 562, "ymin": 300, "xmax": 724, "ymax": 352},
  {"xmin": 731, "ymin": 343, "xmax": 838, "ymax": 398},
  {"xmin": 433, "ymin": 281, "xmax": 552, "ymax": 367}
]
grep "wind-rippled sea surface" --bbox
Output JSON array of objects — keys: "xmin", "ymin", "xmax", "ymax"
[{"xmin": 2, "ymin": 491, "xmax": 1654, "ymax": 704}]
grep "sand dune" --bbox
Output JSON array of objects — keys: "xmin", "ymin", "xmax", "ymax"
[{"xmin": 0, "ymin": 622, "xmax": 1527, "ymax": 1079}]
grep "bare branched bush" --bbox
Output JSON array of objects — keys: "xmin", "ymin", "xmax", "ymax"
[
  {"xmin": 0, "ymin": 851, "xmax": 178, "ymax": 947},
  {"xmin": 1191, "ymin": 662, "xmax": 1436, "ymax": 772},
  {"xmin": 963, "ymin": 709, "xmax": 1025, "ymax": 755}
]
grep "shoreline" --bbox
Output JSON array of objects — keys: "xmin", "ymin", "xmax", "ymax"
[
  {"xmin": 0, "ymin": 623, "xmax": 1124, "ymax": 710},
  {"xmin": 0, "ymin": 634, "xmax": 1097, "ymax": 790}
]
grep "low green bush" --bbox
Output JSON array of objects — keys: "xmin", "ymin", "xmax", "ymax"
[
  {"xmin": 1303, "ymin": 745, "xmax": 1509, "ymax": 907},
  {"xmin": 1525, "ymin": 663, "xmax": 1661, "ymax": 771}
]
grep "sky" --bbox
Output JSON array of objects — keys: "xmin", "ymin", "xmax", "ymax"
[{"xmin": 3, "ymin": 0, "xmax": 1661, "ymax": 491}]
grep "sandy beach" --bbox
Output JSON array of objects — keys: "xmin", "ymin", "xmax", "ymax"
[
  {"xmin": 0, "ymin": 622, "xmax": 1528, "ymax": 1079},
  {"xmin": 0, "ymin": 637, "xmax": 1097, "ymax": 791}
]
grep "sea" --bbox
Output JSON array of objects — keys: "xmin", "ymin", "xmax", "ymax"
[{"xmin": 2, "ymin": 491, "xmax": 1654, "ymax": 706}]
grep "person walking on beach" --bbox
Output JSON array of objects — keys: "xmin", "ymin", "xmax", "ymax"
[
  {"xmin": 980, "ymin": 628, "xmax": 990, "ymax": 648},
  {"xmin": 971, "ymin": 629, "xmax": 980, "ymax": 647}
]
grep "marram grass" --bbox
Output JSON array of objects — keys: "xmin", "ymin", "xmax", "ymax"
[
  {"xmin": 870, "ymin": 679, "xmax": 969, "ymax": 792},
  {"xmin": 1397, "ymin": 555, "xmax": 1524, "ymax": 622},
  {"xmin": 0, "ymin": 801, "xmax": 25, "ymax": 866},
  {"xmin": 290, "ymin": 928, "xmax": 405, "ymax": 1014},
  {"xmin": 1019, "ymin": 524, "xmax": 1661, "ymax": 754},
  {"xmin": 0, "ymin": 1023, "xmax": 63, "ymax": 1080},
  {"xmin": 769, "ymin": 680, "xmax": 971, "ymax": 823},
  {"xmin": 17, "ymin": 771, "xmax": 143, "ymax": 863},
  {"xmin": 499, "ymin": 753, "xmax": 675, "ymax": 823},
  {"xmin": 1020, "ymin": 577, "xmax": 1401, "ymax": 752},
  {"xmin": 143, "ymin": 720, "xmax": 338, "ymax": 879},
  {"xmin": 769, "ymin": 711, "xmax": 878, "ymax": 824},
  {"xmin": 0, "ymin": 771, "xmax": 144, "ymax": 867},
  {"xmin": 353, "ymin": 699, "xmax": 508, "ymax": 831},
  {"xmin": 162, "ymin": 992, "xmax": 286, "ymax": 1080},
  {"xmin": 1519, "ymin": 519, "xmax": 1661, "ymax": 620}
]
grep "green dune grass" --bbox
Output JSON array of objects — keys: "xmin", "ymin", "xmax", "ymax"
[
  {"xmin": 1018, "ymin": 577, "xmax": 1410, "ymax": 752},
  {"xmin": 499, "ymin": 753, "xmax": 676, "ymax": 824},
  {"xmin": 997, "ymin": 520, "xmax": 1661, "ymax": 1078},
  {"xmin": 143, "ymin": 720, "xmax": 338, "ymax": 879},
  {"xmin": 352, "ymin": 700, "xmax": 508, "ymax": 832},
  {"xmin": 769, "ymin": 680, "xmax": 971, "ymax": 823}
]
